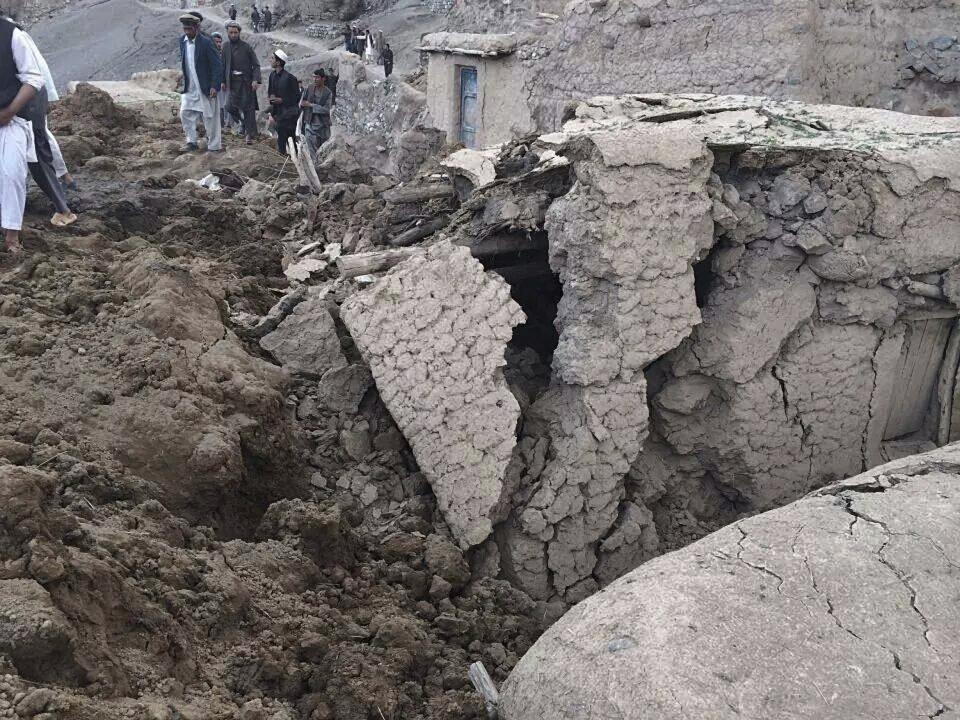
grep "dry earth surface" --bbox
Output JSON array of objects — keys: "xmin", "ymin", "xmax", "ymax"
[{"xmin": 0, "ymin": 87, "xmax": 544, "ymax": 720}]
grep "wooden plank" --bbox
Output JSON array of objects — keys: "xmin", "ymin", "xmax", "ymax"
[
  {"xmin": 467, "ymin": 233, "xmax": 549, "ymax": 257},
  {"xmin": 884, "ymin": 318, "xmax": 953, "ymax": 440},
  {"xmin": 866, "ymin": 326, "xmax": 905, "ymax": 467},
  {"xmin": 382, "ymin": 183, "xmax": 453, "ymax": 204},
  {"xmin": 336, "ymin": 248, "xmax": 425, "ymax": 278},
  {"xmin": 490, "ymin": 262, "xmax": 554, "ymax": 284},
  {"xmin": 936, "ymin": 319, "xmax": 960, "ymax": 445},
  {"xmin": 884, "ymin": 322, "xmax": 917, "ymax": 439},
  {"xmin": 388, "ymin": 216, "xmax": 450, "ymax": 247},
  {"xmin": 467, "ymin": 662, "xmax": 499, "ymax": 719}
]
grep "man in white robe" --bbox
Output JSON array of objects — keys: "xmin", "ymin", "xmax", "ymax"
[{"xmin": 0, "ymin": 14, "xmax": 42, "ymax": 254}]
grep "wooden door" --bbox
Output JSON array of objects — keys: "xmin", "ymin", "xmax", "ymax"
[
  {"xmin": 884, "ymin": 317, "xmax": 953, "ymax": 440},
  {"xmin": 458, "ymin": 66, "xmax": 478, "ymax": 149}
]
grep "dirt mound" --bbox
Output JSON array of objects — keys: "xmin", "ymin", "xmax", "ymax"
[{"xmin": 0, "ymin": 82, "xmax": 546, "ymax": 720}]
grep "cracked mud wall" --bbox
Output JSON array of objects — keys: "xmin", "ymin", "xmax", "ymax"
[
  {"xmin": 341, "ymin": 242, "xmax": 526, "ymax": 548},
  {"xmin": 499, "ymin": 443, "xmax": 960, "ymax": 720},
  {"xmin": 495, "ymin": 125, "xmax": 714, "ymax": 602},
  {"xmin": 639, "ymin": 145, "xmax": 960, "ymax": 555}
]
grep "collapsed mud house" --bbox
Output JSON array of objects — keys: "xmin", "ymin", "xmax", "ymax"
[{"xmin": 293, "ymin": 94, "xmax": 960, "ymax": 606}]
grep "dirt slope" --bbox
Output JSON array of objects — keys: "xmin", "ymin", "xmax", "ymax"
[{"xmin": 0, "ymin": 86, "xmax": 542, "ymax": 720}]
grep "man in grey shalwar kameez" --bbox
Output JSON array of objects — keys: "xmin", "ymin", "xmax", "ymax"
[{"xmin": 299, "ymin": 68, "xmax": 332, "ymax": 161}]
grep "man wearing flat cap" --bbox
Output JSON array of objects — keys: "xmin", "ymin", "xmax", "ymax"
[
  {"xmin": 267, "ymin": 48, "xmax": 299, "ymax": 153},
  {"xmin": 221, "ymin": 20, "xmax": 260, "ymax": 144},
  {"xmin": 178, "ymin": 13, "xmax": 222, "ymax": 152}
]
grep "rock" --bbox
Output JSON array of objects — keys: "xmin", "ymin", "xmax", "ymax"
[
  {"xmin": 0, "ymin": 579, "xmax": 83, "ymax": 684},
  {"xmin": 316, "ymin": 364, "xmax": 373, "ymax": 413},
  {"xmin": 379, "ymin": 532, "xmax": 425, "ymax": 561},
  {"xmin": 256, "ymin": 500, "xmax": 356, "ymax": 569},
  {"xmin": 84, "ymin": 387, "xmax": 115, "ymax": 405},
  {"xmin": 433, "ymin": 613, "xmax": 470, "ymax": 637},
  {"xmin": 260, "ymin": 287, "xmax": 347, "ymax": 376},
  {"xmin": 424, "ymin": 535, "xmax": 470, "ymax": 588},
  {"xmin": 237, "ymin": 179, "xmax": 269, "ymax": 207},
  {"xmin": 0, "ymin": 439, "xmax": 31, "ymax": 464},
  {"xmin": 340, "ymin": 427, "xmax": 372, "ymax": 461},
  {"xmin": 931, "ymin": 35, "xmax": 956, "ymax": 51},
  {"xmin": 768, "ymin": 173, "xmax": 810, "ymax": 215},
  {"xmin": 14, "ymin": 688, "xmax": 56, "ymax": 717},
  {"xmin": 373, "ymin": 427, "xmax": 406, "ymax": 453},
  {"xmin": 372, "ymin": 616, "xmax": 425, "ymax": 653},
  {"xmin": 283, "ymin": 257, "xmax": 328, "ymax": 282},
  {"xmin": 238, "ymin": 699, "xmax": 268, "ymax": 720},
  {"xmin": 83, "ymin": 155, "xmax": 119, "ymax": 172},
  {"xmin": 428, "ymin": 575, "xmax": 452, "ymax": 600},
  {"xmin": 802, "ymin": 189, "xmax": 828, "ymax": 214},
  {"xmin": 794, "ymin": 224, "xmax": 831, "ymax": 254},
  {"xmin": 501, "ymin": 445, "xmax": 960, "ymax": 719}
]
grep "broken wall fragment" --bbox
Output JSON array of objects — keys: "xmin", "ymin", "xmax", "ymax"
[{"xmin": 341, "ymin": 241, "xmax": 526, "ymax": 549}]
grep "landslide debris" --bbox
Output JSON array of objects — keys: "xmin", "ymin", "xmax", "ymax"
[{"xmin": 0, "ymin": 86, "xmax": 544, "ymax": 720}]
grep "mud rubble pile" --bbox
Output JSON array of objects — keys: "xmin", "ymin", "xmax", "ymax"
[
  {"xmin": 285, "ymin": 94, "xmax": 960, "ymax": 608},
  {"xmin": 0, "ymin": 87, "xmax": 543, "ymax": 720},
  {"xmin": 5, "ymin": 84, "xmax": 960, "ymax": 720}
]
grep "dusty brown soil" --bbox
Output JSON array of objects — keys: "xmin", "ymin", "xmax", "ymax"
[{"xmin": 0, "ymin": 87, "xmax": 543, "ymax": 720}]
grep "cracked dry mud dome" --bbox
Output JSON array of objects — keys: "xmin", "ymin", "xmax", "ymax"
[
  {"xmin": 3, "ymin": 3, "xmax": 960, "ymax": 716},
  {"xmin": 501, "ymin": 445, "xmax": 960, "ymax": 719}
]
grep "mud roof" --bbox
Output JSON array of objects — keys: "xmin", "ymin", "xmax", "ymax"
[
  {"xmin": 540, "ymin": 93, "xmax": 960, "ymax": 188},
  {"xmin": 417, "ymin": 32, "xmax": 517, "ymax": 58}
]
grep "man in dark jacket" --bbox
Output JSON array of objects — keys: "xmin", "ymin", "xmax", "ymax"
[
  {"xmin": 262, "ymin": 6, "xmax": 272, "ymax": 31},
  {"xmin": 178, "ymin": 13, "xmax": 223, "ymax": 152},
  {"xmin": 382, "ymin": 43, "xmax": 393, "ymax": 77},
  {"xmin": 229, "ymin": 3, "xmax": 237, "ymax": 20},
  {"xmin": 267, "ymin": 48, "xmax": 299, "ymax": 153},
  {"xmin": 251, "ymin": 6, "xmax": 260, "ymax": 32},
  {"xmin": 221, "ymin": 21, "xmax": 261, "ymax": 144},
  {"xmin": 326, "ymin": 67, "xmax": 338, "ymax": 105}
]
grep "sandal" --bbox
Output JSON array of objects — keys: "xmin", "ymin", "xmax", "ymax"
[{"xmin": 51, "ymin": 212, "xmax": 78, "ymax": 227}]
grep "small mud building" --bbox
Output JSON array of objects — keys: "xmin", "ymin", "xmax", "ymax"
[{"xmin": 419, "ymin": 32, "xmax": 534, "ymax": 148}]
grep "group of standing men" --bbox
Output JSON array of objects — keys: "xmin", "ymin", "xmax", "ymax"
[
  {"xmin": 344, "ymin": 25, "xmax": 393, "ymax": 77},
  {"xmin": 177, "ymin": 13, "xmax": 332, "ymax": 158},
  {"xmin": 247, "ymin": 4, "xmax": 272, "ymax": 33},
  {"xmin": 0, "ymin": 11, "xmax": 77, "ymax": 254}
]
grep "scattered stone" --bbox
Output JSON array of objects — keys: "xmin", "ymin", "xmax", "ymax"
[{"xmin": 260, "ymin": 287, "xmax": 346, "ymax": 376}]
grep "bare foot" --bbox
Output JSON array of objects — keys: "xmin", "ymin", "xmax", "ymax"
[
  {"xmin": 4, "ymin": 239, "xmax": 22, "ymax": 255},
  {"xmin": 51, "ymin": 212, "xmax": 78, "ymax": 227}
]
